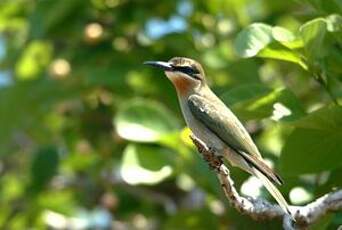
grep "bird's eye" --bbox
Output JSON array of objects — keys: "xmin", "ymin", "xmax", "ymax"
[{"xmin": 174, "ymin": 66, "xmax": 201, "ymax": 79}]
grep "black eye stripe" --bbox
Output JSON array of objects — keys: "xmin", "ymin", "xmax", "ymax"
[{"xmin": 173, "ymin": 66, "xmax": 200, "ymax": 77}]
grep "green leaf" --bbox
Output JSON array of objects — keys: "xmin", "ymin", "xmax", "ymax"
[
  {"xmin": 222, "ymin": 87, "xmax": 305, "ymax": 121},
  {"xmin": 302, "ymin": 0, "xmax": 342, "ymax": 14},
  {"xmin": 29, "ymin": 146, "xmax": 59, "ymax": 193},
  {"xmin": 234, "ymin": 23, "xmax": 273, "ymax": 57},
  {"xmin": 279, "ymin": 39, "xmax": 304, "ymax": 50},
  {"xmin": 221, "ymin": 84, "xmax": 271, "ymax": 106},
  {"xmin": 272, "ymin": 26, "xmax": 295, "ymax": 42},
  {"xmin": 0, "ymin": 79, "xmax": 80, "ymax": 154},
  {"xmin": 292, "ymin": 105, "xmax": 342, "ymax": 130},
  {"xmin": 15, "ymin": 40, "xmax": 53, "ymax": 80},
  {"xmin": 120, "ymin": 144, "xmax": 174, "ymax": 185},
  {"xmin": 280, "ymin": 106, "xmax": 342, "ymax": 175},
  {"xmin": 324, "ymin": 168, "xmax": 342, "ymax": 189},
  {"xmin": 115, "ymin": 99, "xmax": 180, "ymax": 142},
  {"xmin": 258, "ymin": 43, "xmax": 308, "ymax": 70},
  {"xmin": 235, "ymin": 24, "xmax": 307, "ymax": 69},
  {"xmin": 326, "ymin": 14, "xmax": 342, "ymax": 32},
  {"xmin": 299, "ymin": 18, "xmax": 327, "ymax": 61}
]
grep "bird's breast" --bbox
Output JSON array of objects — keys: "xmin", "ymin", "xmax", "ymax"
[{"xmin": 171, "ymin": 77, "xmax": 192, "ymax": 96}]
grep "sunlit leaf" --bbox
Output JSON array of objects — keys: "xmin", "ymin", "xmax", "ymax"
[
  {"xmin": 258, "ymin": 43, "xmax": 308, "ymax": 70},
  {"xmin": 326, "ymin": 14, "xmax": 342, "ymax": 32},
  {"xmin": 222, "ymin": 86, "xmax": 305, "ymax": 121},
  {"xmin": 234, "ymin": 23, "xmax": 273, "ymax": 57},
  {"xmin": 115, "ymin": 99, "xmax": 180, "ymax": 142},
  {"xmin": 38, "ymin": 190, "xmax": 76, "ymax": 215},
  {"xmin": 15, "ymin": 40, "xmax": 53, "ymax": 80},
  {"xmin": 1, "ymin": 174, "xmax": 25, "ymax": 201},
  {"xmin": 235, "ymin": 24, "xmax": 308, "ymax": 69},
  {"xmin": 299, "ymin": 18, "xmax": 327, "ymax": 61},
  {"xmin": 279, "ymin": 39, "xmax": 304, "ymax": 49},
  {"xmin": 272, "ymin": 26, "xmax": 295, "ymax": 42},
  {"xmin": 280, "ymin": 106, "xmax": 342, "ymax": 175},
  {"xmin": 120, "ymin": 144, "xmax": 174, "ymax": 185}
]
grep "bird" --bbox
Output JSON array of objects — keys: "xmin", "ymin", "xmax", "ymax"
[{"xmin": 144, "ymin": 57, "xmax": 292, "ymax": 217}]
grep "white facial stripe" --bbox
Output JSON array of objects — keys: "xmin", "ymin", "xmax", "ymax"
[{"xmin": 166, "ymin": 71, "xmax": 195, "ymax": 81}]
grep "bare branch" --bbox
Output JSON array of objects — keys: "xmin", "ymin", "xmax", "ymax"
[{"xmin": 190, "ymin": 134, "xmax": 342, "ymax": 230}]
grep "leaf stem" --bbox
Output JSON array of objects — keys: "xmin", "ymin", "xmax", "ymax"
[{"xmin": 314, "ymin": 73, "xmax": 340, "ymax": 106}]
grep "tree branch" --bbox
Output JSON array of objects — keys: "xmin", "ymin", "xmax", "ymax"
[{"xmin": 190, "ymin": 134, "xmax": 342, "ymax": 230}]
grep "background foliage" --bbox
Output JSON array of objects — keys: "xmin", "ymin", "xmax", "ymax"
[{"xmin": 0, "ymin": 0, "xmax": 341, "ymax": 229}]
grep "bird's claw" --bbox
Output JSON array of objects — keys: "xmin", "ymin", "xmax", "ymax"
[{"xmin": 190, "ymin": 135, "xmax": 223, "ymax": 171}]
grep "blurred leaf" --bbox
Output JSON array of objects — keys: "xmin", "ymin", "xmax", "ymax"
[
  {"xmin": 235, "ymin": 24, "xmax": 308, "ymax": 69},
  {"xmin": 15, "ymin": 40, "xmax": 53, "ymax": 80},
  {"xmin": 0, "ymin": 1, "xmax": 27, "ymax": 34},
  {"xmin": 279, "ymin": 39, "xmax": 304, "ymax": 49},
  {"xmin": 29, "ymin": 146, "xmax": 59, "ymax": 193},
  {"xmin": 326, "ymin": 14, "xmax": 342, "ymax": 32},
  {"xmin": 310, "ymin": 213, "xmax": 333, "ymax": 230},
  {"xmin": 271, "ymin": 26, "xmax": 295, "ymax": 42},
  {"xmin": 29, "ymin": 0, "xmax": 85, "ymax": 37},
  {"xmin": 299, "ymin": 18, "xmax": 327, "ymax": 62},
  {"xmin": 292, "ymin": 105, "xmax": 342, "ymax": 130},
  {"xmin": 64, "ymin": 151, "xmax": 100, "ymax": 172},
  {"xmin": 0, "ymin": 79, "xmax": 80, "ymax": 153},
  {"xmin": 79, "ymin": 65, "xmax": 130, "ymax": 95},
  {"xmin": 326, "ymin": 168, "xmax": 342, "ymax": 188},
  {"xmin": 280, "ymin": 106, "xmax": 342, "ymax": 175},
  {"xmin": 0, "ymin": 174, "xmax": 25, "ymax": 201},
  {"xmin": 222, "ymin": 86, "xmax": 305, "ymax": 121},
  {"xmin": 120, "ymin": 144, "xmax": 174, "ymax": 185},
  {"xmin": 115, "ymin": 99, "xmax": 180, "ymax": 142},
  {"xmin": 258, "ymin": 123, "xmax": 291, "ymax": 156},
  {"xmin": 302, "ymin": 0, "xmax": 342, "ymax": 14},
  {"xmin": 221, "ymin": 83, "xmax": 271, "ymax": 105},
  {"xmin": 224, "ymin": 59, "xmax": 261, "ymax": 85},
  {"xmin": 164, "ymin": 209, "xmax": 218, "ymax": 230},
  {"xmin": 234, "ymin": 23, "xmax": 273, "ymax": 58},
  {"xmin": 38, "ymin": 190, "xmax": 76, "ymax": 215},
  {"xmin": 258, "ymin": 43, "xmax": 308, "ymax": 70}
]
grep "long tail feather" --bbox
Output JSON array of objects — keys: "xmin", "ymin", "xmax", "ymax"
[
  {"xmin": 239, "ymin": 151, "xmax": 283, "ymax": 185},
  {"xmin": 251, "ymin": 167, "xmax": 292, "ymax": 217}
]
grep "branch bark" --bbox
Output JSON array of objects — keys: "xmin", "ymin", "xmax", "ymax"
[{"xmin": 190, "ymin": 134, "xmax": 342, "ymax": 230}]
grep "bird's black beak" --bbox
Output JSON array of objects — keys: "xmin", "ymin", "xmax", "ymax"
[{"xmin": 143, "ymin": 61, "xmax": 174, "ymax": 71}]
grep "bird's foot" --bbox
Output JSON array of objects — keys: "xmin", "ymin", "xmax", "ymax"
[{"xmin": 190, "ymin": 134, "xmax": 223, "ymax": 171}]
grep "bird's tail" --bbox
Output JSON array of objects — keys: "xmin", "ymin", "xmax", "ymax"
[{"xmin": 251, "ymin": 167, "xmax": 292, "ymax": 217}]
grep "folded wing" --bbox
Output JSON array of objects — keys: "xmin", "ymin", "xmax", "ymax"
[{"xmin": 187, "ymin": 94, "xmax": 283, "ymax": 185}]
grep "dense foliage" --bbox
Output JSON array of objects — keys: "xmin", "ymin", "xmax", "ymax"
[{"xmin": 0, "ymin": 0, "xmax": 341, "ymax": 229}]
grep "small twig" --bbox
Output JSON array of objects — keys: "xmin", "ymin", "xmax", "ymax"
[
  {"xmin": 190, "ymin": 134, "xmax": 342, "ymax": 230},
  {"xmin": 314, "ymin": 73, "xmax": 340, "ymax": 106}
]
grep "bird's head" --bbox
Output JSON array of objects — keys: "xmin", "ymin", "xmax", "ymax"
[{"xmin": 144, "ymin": 57, "xmax": 206, "ymax": 95}]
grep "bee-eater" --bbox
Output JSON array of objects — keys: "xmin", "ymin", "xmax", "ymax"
[{"xmin": 144, "ymin": 57, "xmax": 291, "ymax": 216}]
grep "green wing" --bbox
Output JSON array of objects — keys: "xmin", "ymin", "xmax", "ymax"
[
  {"xmin": 187, "ymin": 94, "xmax": 260, "ymax": 157},
  {"xmin": 188, "ymin": 94, "xmax": 283, "ymax": 185}
]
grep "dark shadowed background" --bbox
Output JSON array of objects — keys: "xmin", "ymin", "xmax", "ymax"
[{"xmin": 0, "ymin": 0, "xmax": 341, "ymax": 229}]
